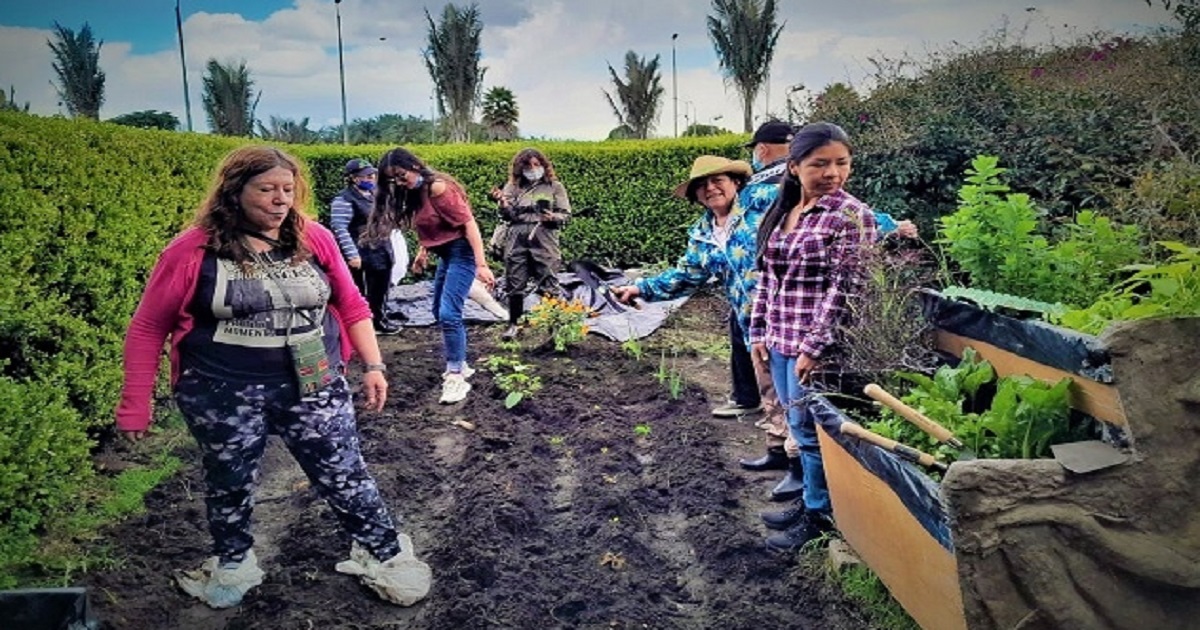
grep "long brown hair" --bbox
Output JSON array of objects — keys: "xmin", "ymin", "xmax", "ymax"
[
  {"xmin": 364, "ymin": 146, "xmax": 466, "ymax": 246},
  {"xmin": 507, "ymin": 147, "xmax": 558, "ymax": 187},
  {"xmin": 195, "ymin": 145, "xmax": 313, "ymax": 264}
]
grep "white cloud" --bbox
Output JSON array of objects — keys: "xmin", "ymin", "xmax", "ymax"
[{"xmin": 0, "ymin": 0, "xmax": 1176, "ymax": 138}]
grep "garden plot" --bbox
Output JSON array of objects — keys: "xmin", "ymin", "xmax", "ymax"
[{"xmin": 81, "ymin": 293, "xmax": 878, "ymax": 630}]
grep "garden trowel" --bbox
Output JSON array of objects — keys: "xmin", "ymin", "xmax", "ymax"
[
  {"xmin": 864, "ymin": 383, "xmax": 977, "ymax": 461},
  {"xmin": 568, "ymin": 259, "xmax": 633, "ymax": 313},
  {"xmin": 840, "ymin": 422, "xmax": 950, "ymax": 474}
]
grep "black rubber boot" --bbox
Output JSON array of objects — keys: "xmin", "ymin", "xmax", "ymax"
[
  {"xmin": 501, "ymin": 293, "xmax": 524, "ymax": 340},
  {"xmin": 739, "ymin": 445, "xmax": 789, "ymax": 472},
  {"xmin": 769, "ymin": 456, "xmax": 804, "ymax": 502},
  {"xmin": 760, "ymin": 498, "xmax": 806, "ymax": 531},
  {"xmin": 765, "ymin": 511, "xmax": 834, "ymax": 553}
]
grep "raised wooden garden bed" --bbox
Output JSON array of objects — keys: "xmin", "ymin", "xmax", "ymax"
[{"xmin": 819, "ymin": 294, "xmax": 1200, "ymax": 629}]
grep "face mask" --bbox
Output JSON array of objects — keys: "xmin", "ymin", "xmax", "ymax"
[
  {"xmin": 523, "ymin": 167, "xmax": 544, "ymax": 182},
  {"xmin": 355, "ymin": 180, "xmax": 375, "ymax": 192},
  {"xmin": 412, "ymin": 174, "xmax": 425, "ymax": 189},
  {"xmin": 751, "ymin": 157, "xmax": 764, "ymax": 171}
]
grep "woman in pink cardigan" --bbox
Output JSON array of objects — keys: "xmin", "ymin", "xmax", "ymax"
[{"xmin": 116, "ymin": 146, "xmax": 430, "ymax": 609}]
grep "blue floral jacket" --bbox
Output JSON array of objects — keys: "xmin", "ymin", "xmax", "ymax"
[{"xmin": 635, "ymin": 200, "xmax": 763, "ymax": 345}]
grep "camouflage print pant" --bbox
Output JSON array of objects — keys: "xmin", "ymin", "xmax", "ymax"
[{"xmin": 175, "ymin": 370, "xmax": 400, "ymax": 564}]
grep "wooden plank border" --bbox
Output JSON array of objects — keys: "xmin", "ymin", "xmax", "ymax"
[
  {"xmin": 935, "ymin": 330, "xmax": 1127, "ymax": 426},
  {"xmin": 819, "ymin": 426, "xmax": 967, "ymax": 630}
]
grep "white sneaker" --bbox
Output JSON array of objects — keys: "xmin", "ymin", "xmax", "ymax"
[
  {"xmin": 439, "ymin": 373, "xmax": 471, "ymax": 404},
  {"xmin": 335, "ymin": 534, "xmax": 432, "ymax": 607},
  {"xmin": 176, "ymin": 549, "xmax": 265, "ymax": 609},
  {"xmin": 442, "ymin": 364, "xmax": 476, "ymax": 380}
]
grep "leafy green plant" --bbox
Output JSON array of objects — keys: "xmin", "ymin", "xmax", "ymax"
[
  {"xmin": 1056, "ymin": 241, "xmax": 1200, "ymax": 334},
  {"xmin": 868, "ymin": 349, "xmax": 1082, "ymax": 460},
  {"xmin": 633, "ymin": 423, "xmax": 652, "ymax": 438},
  {"xmin": 524, "ymin": 296, "xmax": 592, "ymax": 352},
  {"xmin": 939, "ymin": 155, "xmax": 1142, "ymax": 306},
  {"xmin": 482, "ymin": 353, "xmax": 543, "ymax": 409},
  {"xmin": 940, "ymin": 286, "xmax": 1067, "ymax": 319},
  {"xmin": 621, "ymin": 335, "xmax": 644, "ymax": 361},
  {"xmin": 655, "ymin": 348, "xmax": 685, "ymax": 400}
]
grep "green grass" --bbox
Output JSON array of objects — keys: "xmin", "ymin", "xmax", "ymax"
[{"xmin": 830, "ymin": 561, "xmax": 920, "ymax": 630}]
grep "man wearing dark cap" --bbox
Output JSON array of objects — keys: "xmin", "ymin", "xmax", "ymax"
[{"xmin": 330, "ymin": 159, "xmax": 400, "ymax": 334}]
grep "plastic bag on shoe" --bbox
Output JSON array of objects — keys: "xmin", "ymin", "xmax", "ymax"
[
  {"xmin": 176, "ymin": 549, "xmax": 265, "ymax": 608},
  {"xmin": 335, "ymin": 533, "xmax": 432, "ymax": 606}
]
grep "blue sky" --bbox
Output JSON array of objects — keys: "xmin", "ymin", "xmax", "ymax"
[{"xmin": 0, "ymin": 0, "xmax": 1177, "ymax": 140}]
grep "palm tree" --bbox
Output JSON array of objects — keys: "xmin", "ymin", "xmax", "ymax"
[
  {"xmin": 201, "ymin": 59, "xmax": 259, "ymax": 136},
  {"xmin": 0, "ymin": 85, "xmax": 31, "ymax": 113},
  {"xmin": 602, "ymin": 51, "xmax": 665, "ymax": 140},
  {"xmin": 481, "ymin": 86, "xmax": 519, "ymax": 141},
  {"xmin": 707, "ymin": 0, "xmax": 784, "ymax": 132},
  {"xmin": 424, "ymin": 3, "xmax": 486, "ymax": 143},
  {"xmin": 47, "ymin": 22, "xmax": 105, "ymax": 119},
  {"xmin": 257, "ymin": 116, "xmax": 317, "ymax": 144}
]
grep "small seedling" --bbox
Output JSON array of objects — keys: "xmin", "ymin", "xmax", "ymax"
[
  {"xmin": 548, "ymin": 435, "xmax": 565, "ymax": 446},
  {"xmin": 483, "ymin": 353, "xmax": 542, "ymax": 409},
  {"xmin": 633, "ymin": 423, "xmax": 652, "ymax": 438}
]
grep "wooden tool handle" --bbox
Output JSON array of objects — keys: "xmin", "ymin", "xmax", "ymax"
[
  {"xmin": 863, "ymin": 383, "xmax": 962, "ymax": 447},
  {"xmin": 840, "ymin": 422, "xmax": 949, "ymax": 473}
]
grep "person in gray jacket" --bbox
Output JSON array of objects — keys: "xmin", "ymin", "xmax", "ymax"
[{"xmin": 489, "ymin": 148, "xmax": 572, "ymax": 340}]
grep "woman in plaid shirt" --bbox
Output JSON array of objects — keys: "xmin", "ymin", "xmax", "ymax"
[{"xmin": 748, "ymin": 122, "xmax": 878, "ymax": 553}]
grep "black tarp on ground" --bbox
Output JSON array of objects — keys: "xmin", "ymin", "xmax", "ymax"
[
  {"xmin": 810, "ymin": 395, "xmax": 954, "ymax": 552},
  {"xmin": 386, "ymin": 267, "xmax": 690, "ymax": 342},
  {"xmin": 0, "ymin": 587, "xmax": 98, "ymax": 630},
  {"xmin": 919, "ymin": 289, "xmax": 1112, "ymax": 383}
]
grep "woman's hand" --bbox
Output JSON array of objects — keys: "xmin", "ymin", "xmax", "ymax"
[
  {"xmin": 895, "ymin": 220, "xmax": 919, "ymax": 239},
  {"xmin": 362, "ymin": 371, "xmax": 388, "ymax": 412},
  {"xmin": 794, "ymin": 353, "xmax": 819, "ymax": 384},
  {"xmin": 476, "ymin": 264, "xmax": 496, "ymax": 289},
  {"xmin": 121, "ymin": 430, "xmax": 147, "ymax": 443},
  {"xmin": 410, "ymin": 247, "xmax": 428, "ymax": 274},
  {"xmin": 611, "ymin": 285, "xmax": 640, "ymax": 304},
  {"xmin": 751, "ymin": 342, "xmax": 770, "ymax": 366}
]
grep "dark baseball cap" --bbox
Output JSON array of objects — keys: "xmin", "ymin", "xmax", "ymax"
[
  {"xmin": 743, "ymin": 121, "xmax": 795, "ymax": 147},
  {"xmin": 344, "ymin": 158, "xmax": 377, "ymax": 176}
]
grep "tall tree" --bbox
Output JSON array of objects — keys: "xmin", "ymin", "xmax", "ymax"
[
  {"xmin": 0, "ymin": 85, "xmax": 31, "ymax": 113},
  {"xmin": 423, "ymin": 3, "xmax": 486, "ymax": 143},
  {"xmin": 201, "ymin": 59, "xmax": 259, "ymax": 136},
  {"xmin": 257, "ymin": 116, "xmax": 317, "ymax": 144},
  {"xmin": 707, "ymin": 0, "xmax": 783, "ymax": 132},
  {"xmin": 481, "ymin": 86, "xmax": 519, "ymax": 141},
  {"xmin": 47, "ymin": 22, "xmax": 106, "ymax": 119},
  {"xmin": 109, "ymin": 110, "xmax": 180, "ymax": 131},
  {"xmin": 602, "ymin": 51, "xmax": 665, "ymax": 140}
]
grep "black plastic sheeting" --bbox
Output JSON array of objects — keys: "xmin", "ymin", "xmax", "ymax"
[
  {"xmin": 810, "ymin": 395, "xmax": 954, "ymax": 552},
  {"xmin": 0, "ymin": 587, "xmax": 98, "ymax": 630},
  {"xmin": 919, "ymin": 289, "xmax": 1113, "ymax": 383},
  {"xmin": 386, "ymin": 267, "xmax": 690, "ymax": 342}
]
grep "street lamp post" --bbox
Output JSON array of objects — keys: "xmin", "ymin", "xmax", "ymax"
[
  {"xmin": 671, "ymin": 33, "xmax": 678, "ymax": 138},
  {"xmin": 335, "ymin": 0, "xmax": 349, "ymax": 144},
  {"xmin": 175, "ymin": 0, "xmax": 193, "ymax": 132}
]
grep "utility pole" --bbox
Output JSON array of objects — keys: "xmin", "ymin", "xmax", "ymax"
[
  {"xmin": 175, "ymin": 0, "xmax": 193, "ymax": 132},
  {"xmin": 671, "ymin": 33, "xmax": 678, "ymax": 138},
  {"xmin": 335, "ymin": 0, "xmax": 349, "ymax": 144}
]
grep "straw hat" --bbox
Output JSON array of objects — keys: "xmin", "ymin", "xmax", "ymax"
[{"xmin": 673, "ymin": 155, "xmax": 753, "ymax": 201}]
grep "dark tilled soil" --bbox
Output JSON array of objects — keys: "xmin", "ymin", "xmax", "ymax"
[{"xmin": 84, "ymin": 293, "xmax": 876, "ymax": 630}]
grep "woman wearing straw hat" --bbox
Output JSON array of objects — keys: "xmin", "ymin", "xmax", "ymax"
[{"xmin": 613, "ymin": 155, "xmax": 778, "ymax": 427}]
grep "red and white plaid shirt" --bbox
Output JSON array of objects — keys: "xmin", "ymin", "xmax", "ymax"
[{"xmin": 748, "ymin": 188, "xmax": 877, "ymax": 359}]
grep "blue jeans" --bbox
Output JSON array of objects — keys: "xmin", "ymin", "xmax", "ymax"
[
  {"xmin": 431, "ymin": 237, "xmax": 475, "ymax": 371},
  {"xmin": 769, "ymin": 348, "xmax": 832, "ymax": 514}
]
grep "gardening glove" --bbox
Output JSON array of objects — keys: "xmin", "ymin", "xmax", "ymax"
[
  {"xmin": 335, "ymin": 533, "xmax": 432, "ymax": 607},
  {"xmin": 176, "ymin": 549, "xmax": 265, "ymax": 609}
]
